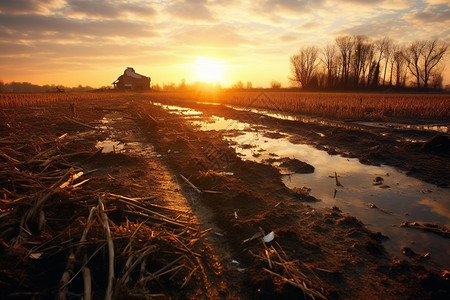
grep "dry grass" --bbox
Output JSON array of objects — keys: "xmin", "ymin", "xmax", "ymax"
[
  {"xmin": 0, "ymin": 92, "xmax": 120, "ymax": 108},
  {"xmin": 3, "ymin": 91, "xmax": 448, "ymax": 121},
  {"xmin": 148, "ymin": 91, "xmax": 450, "ymax": 121}
]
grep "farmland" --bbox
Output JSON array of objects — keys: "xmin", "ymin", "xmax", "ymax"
[
  {"xmin": 2, "ymin": 91, "xmax": 449, "ymax": 122},
  {"xmin": 0, "ymin": 92, "xmax": 117, "ymax": 108},
  {"xmin": 150, "ymin": 91, "xmax": 450, "ymax": 121},
  {"xmin": 0, "ymin": 92, "xmax": 449, "ymax": 299}
]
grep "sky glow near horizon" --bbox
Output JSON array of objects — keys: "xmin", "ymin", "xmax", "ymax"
[{"xmin": 0, "ymin": 0, "xmax": 449, "ymax": 88}]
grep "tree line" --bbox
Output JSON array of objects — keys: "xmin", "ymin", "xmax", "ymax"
[
  {"xmin": 290, "ymin": 36, "xmax": 448, "ymax": 90},
  {"xmin": 0, "ymin": 81, "xmax": 96, "ymax": 93}
]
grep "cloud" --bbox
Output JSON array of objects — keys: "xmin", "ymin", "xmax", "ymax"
[
  {"xmin": 296, "ymin": 20, "xmax": 320, "ymax": 30},
  {"xmin": 171, "ymin": 25, "xmax": 249, "ymax": 48},
  {"xmin": 0, "ymin": 0, "xmax": 62, "ymax": 14},
  {"xmin": 0, "ymin": 41, "xmax": 168, "ymax": 59},
  {"xmin": 210, "ymin": 0, "xmax": 240, "ymax": 5},
  {"xmin": 260, "ymin": 0, "xmax": 326, "ymax": 14},
  {"xmin": 407, "ymin": 4, "xmax": 450, "ymax": 24},
  {"xmin": 0, "ymin": 42, "xmax": 34, "ymax": 56},
  {"xmin": 0, "ymin": 13, "xmax": 157, "ymax": 40},
  {"xmin": 425, "ymin": 0, "xmax": 449, "ymax": 4},
  {"xmin": 0, "ymin": 0, "xmax": 449, "ymax": 87},
  {"xmin": 279, "ymin": 34, "xmax": 299, "ymax": 43},
  {"xmin": 64, "ymin": 0, "xmax": 157, "ymax": 19},
  {"xmin": 331, "ymin": 0, "xmax": 410, "ymax": 9},
  {"xmin": 167, "ymin": 0, "xmax": 215, "ymax": 21},
  {"xmin": 336, "ymin": 0, "xmax": 384, "ymax": 5},
  {"xmin": 334, "ymin": 18, "xmax": 412, "ymax": 41}
]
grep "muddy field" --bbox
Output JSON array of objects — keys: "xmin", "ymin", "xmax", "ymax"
[{"xmin": 0, "ymin": 93, "xmax": 449, "ymax": 299}]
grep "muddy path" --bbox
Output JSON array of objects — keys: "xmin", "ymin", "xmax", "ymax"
[
  {"xmin": 1, "ymin": 94, "xmax": 449, "ymax": 299},
  {"xmin": 0, "ymin": 98, "xmax": 239, "ymax": 299}
]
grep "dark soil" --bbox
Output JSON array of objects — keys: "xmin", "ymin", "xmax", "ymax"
[
  {"xmin": 277, "ymin": 157, "xmax": 315, "ymax": 174},
  {"xmin": 0, "ymin": 93, "xmax": 449, "ymax": 299}
]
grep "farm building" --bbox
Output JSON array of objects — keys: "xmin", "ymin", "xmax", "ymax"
[{"xmin": 113, "ymin": 67, "xmax": 151, "ymax": 90}]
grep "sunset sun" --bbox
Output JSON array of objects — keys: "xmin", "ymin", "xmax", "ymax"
[{"xmin": 192, "ymin": 57, "xmax": 225, "ymax": 83}]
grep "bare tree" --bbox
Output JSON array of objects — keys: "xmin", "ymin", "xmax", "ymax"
[
  {"xmin": 289, "ymin": 37, "xmax": 446, "ymax": 91},
  {"xmin": 335, "ymin": 36, "xmax": 354, "ymax": 85},
  {"xmin": 335, "ymin": 55, "xmax": 343, "ymax": 84},
  {"xmin": 372, "ymin": 37, "xmax": 390, "ymax": 86},
  {"xmin": 388, "ymin": 43, "xmax": 399, "ymax": 86},
  {"xmin": 321, "ymin": 43, "xmax": 338, "ymax": 87},
  {"xmin": 352, "ymin": 35, "xmax": 373, "ymax": 87},
  {"xmin": 368, "ymin": 61, "xmax": 380, "ymax": 87},
  {"xmin": 429, "ymin": 69, "xmax": 444, "ymax": 89},
  {"xmin": 394, "ymin": 47, "xmax": 408, "ymax": 87},
  {"xmin": 393, "ymin": 47, "xmax": 407, "ymax": 87},
  {"xmin": 381, "ymin": 38, "xmax": 393, "ymax": 85},
  {"xmin": 270, "ymin": 80, "xmax": 282, "ymax": 89},
  {"xmin": 404, "ymin": 39, "xmax": 448, "ymax": 88},
  {"xmin": 231, "ymin": 80, "xmax": 244, "ymax": 89},
  {"xmin": 361, "ymin": 42, "xmax": 375, "ymax": 87},
  {"xmin": 419, "ymin": 40, "xmax": 448, "ymax": 89},
  {"xmin": 404, "ymin": 41, "xmax": 423, "ymax": 87},
  {"xmin": 290, "ymin": 46, "xmax": 320, "ymax": 88}
]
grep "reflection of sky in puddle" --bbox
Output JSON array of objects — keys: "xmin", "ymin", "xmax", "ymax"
[
  {"xmin": 97, "ymin": 114, "xmax": 156, "ymax": 158},
  {"xmin": 192, "ymin": 116, "xmax": 252, "ymax": 131},
  {"xmin": 234, "ymin": 130, "xmax": 450, "ymax": 266},
  {"xmin": 196, "ymin": 101, "xmax": 221, "ymax": 105},
  {"xmin": 153, "ymin": 102, "xmax": 450, "ymax": 267},
  {"xmin": 152, "ymin": 102, "xmax": 203, "ymax": 116},
  {"xmin": 226, "ymin": 105, "xmax": 372, "ymax": 132},
  {"xmin": 96, "ymin": 139, "xmax": 124, "ymax": 153},
  {"xmin": 357, "ymin": 121, "xmax": 448, "ymax": 134},
  {"xmin": 189, "ymin": 111, "xmax": 450, "ymax": 267}
]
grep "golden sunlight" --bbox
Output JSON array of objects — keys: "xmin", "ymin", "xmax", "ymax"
[{"xmin": 192, "ymin": 57, "xmax": 225, "ymax": 83}]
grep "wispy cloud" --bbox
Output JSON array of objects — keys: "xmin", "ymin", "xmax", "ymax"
[
  {"xmin": 167, "ymin": 0, "xmax": 215, "ymax": 21},
  {"xmin": 260, "ymin": 0, "xmax": 327, "ymax": 13},
  {"xmin": 407, "ymin": 3, "xmax": 450, "ymax": 25},
  {"xmin": 171, "ymin": 24, "xmax": 250, "ymax": 48},
  {"xmin": 64, "ymin": 0, "xmax": 157, "ymax": 19},
  {"xmin": 0, "ymin": 14, "xmax": 157, "ymax": 40},
  {"xmin": 0, "ymin": 0, "xmax": 448, "ymax": 86},
  {"xmin": 0, "ymin": 0, "xmax": 62, "ymax": 14}
]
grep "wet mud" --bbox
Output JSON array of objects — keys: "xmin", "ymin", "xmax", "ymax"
[{"xmin": 1, "ymin": 94, "xmax": 449, "ymax": 299}]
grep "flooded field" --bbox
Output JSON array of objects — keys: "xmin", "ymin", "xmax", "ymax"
[
  {"xmin": 2, "ymin": 94, "xmax": 449, "ymax": 299},
  {"xmin": 160, "ymin": 101, "xmax": 450, "ymax": 267}
]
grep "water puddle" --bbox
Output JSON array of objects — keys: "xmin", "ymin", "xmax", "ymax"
[
  {"xmin": 356, "ymin": 121, "xmax": 448, "ymax": 134},
  {"xmin": 96, "ymin": 114, "xmax": 156, "ymax": 158},
  {"xmin": 192, "ymin": 116, "xmax": 252, "ymax": 131},
  {"xmin": 152, "ymin": 102, "xmax": 203, "ymax": 116},
  {"xmin": 196, "ymin": 101, "xmax": 221, "ymax": 106},
  {"xmin": 225, "ymin": 122, "xmax": 449, "ymax": 267},
  {"xmin": 278, "ymin": 145, "xmax": 450, "ymax": 266},
  {"xmin": 226, "ymin": 105, "xmax": 371, "ymax": 133},
  {"xmin": 159, "ymin": 102, "xmax": 450, "ymax": 267},
  {"xmin": 96, "ymin": 139, "xmax": 124, "ymax": 153}
]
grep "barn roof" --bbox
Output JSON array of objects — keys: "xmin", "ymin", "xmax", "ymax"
[{"xmin": 125, "ymin": 67, "xmax": 144, "ymax": 79}]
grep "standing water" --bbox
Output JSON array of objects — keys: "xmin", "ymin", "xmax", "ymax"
[{"xmin": 159, "ymin": 103, "xmax": 450, "ymax": 268}]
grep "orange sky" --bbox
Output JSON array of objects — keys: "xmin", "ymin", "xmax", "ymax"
[{"xmin": 0, "ymin": 0, "xmax": 449, "ymax": 88}]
